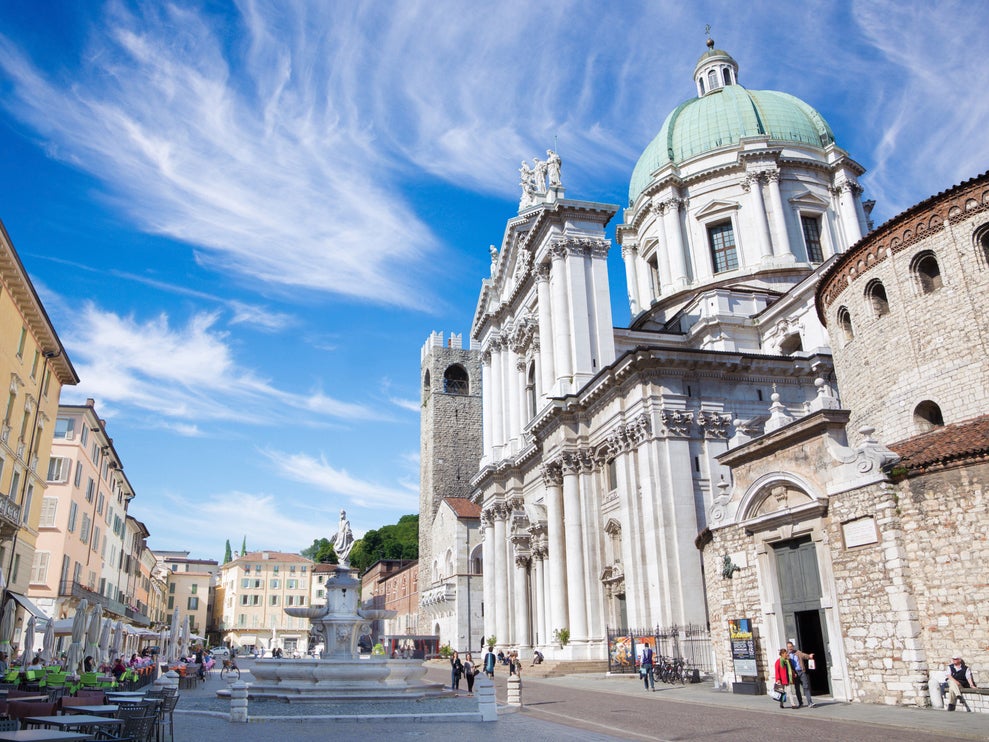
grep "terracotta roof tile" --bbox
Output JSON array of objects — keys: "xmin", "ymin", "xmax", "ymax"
[
  {"xmin": 443, "ymin": 497, "xmax": 481, "ymax": 518},
  {"xmin": 890, "ymin": 415, "xmax": 989, "ymax": 471}
]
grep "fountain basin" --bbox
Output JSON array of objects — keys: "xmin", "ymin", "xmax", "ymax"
[{"xmin": 245, "ymin": 657, "xmax": 448, "ymax": 701}]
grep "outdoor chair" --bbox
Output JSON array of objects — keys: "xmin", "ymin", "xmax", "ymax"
[
  {"xmin": 0, "ymin": 719, "xmax": 18, "ymax": 732},
  {"xmin": 7, "ymin": 700, "xmax": 56, "ymax": 729},
  {"xmin": 79, "ymin": 671, "xmax": 101, "ymax": 687},
  {"xmin": 95, "ymin": 710, "xmax": 156, "ymax": 742},
  {"xmin": 156, "ymin": 690, "xmax": 179, "ymax": 742},
  {"xmin": 7, "ymin": 689, "xmax": 41, "ymax": 698},
  {"xmin": 61, "ymin": 695, "xmax": 98, "ymax": 711}
]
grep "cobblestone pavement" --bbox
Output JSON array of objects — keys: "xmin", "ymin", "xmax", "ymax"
[{"xmin": 167, "ymin": 658, "xmax": 988, "ymax": 741}]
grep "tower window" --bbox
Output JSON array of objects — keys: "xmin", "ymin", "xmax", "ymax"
[
  {"xmin": 837, "ymin": 306, "xmax": 854, "ymax": 345},
  {"xmin": 708, "ymin": 221, "xmax": 738, "ymax": 273},
  {"xmin": 648, "ymin": 255, "xmax": 661, "ymax": 297},
  {"xmin": 722, "ymin": 67, "xmax": 732, "ymax": 86},
  {"xmin": 801, "ymin": 215, "xmax": 824, "ymax": 262},
  {"xmin": 979, "ymin": 226, "xmax": 989, "ymax": 266},
  {"xmin": 866, "ymin": 279, "xmax": 890, "ymax": 317},
  {"xmin": 707, "ymin": 69, "xmax": 717, "ymax": 91},
  {"xmin": 912, "ymin": 251, "xmax": 942, "ymax": 294},
  {"xmin": 913, "ymin": 400, "xmax": 944, "ymax": 433},
  {"xmin": 443, "ymin": 365, "xmax": 469, "ymax": 395}
]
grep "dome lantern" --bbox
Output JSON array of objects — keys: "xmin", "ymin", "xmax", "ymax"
[{"xmin": 693, "ymin": 38, "xmax": 739, "ymax": 97}]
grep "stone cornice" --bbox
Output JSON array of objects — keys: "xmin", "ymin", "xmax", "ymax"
[{"xmin": 816, "ymin": 170, "xmax": 989, "ymax": 322}]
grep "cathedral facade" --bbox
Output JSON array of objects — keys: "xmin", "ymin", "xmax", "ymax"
[{"xmin": 468, "ymin": 42, "xmax": 867, "ymax": 661}]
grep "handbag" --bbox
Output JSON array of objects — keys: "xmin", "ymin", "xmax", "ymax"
[{"xmin": 770, "ymin": 682, "xmax": 786, "ymax": 702}]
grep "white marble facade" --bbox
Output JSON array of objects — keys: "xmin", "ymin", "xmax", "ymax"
[{"xmin": 468, "ymin": 44, "xmax": 867, "ymax": 660}]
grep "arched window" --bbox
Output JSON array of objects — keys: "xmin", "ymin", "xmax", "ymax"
[
  {"xmin": 836, "ymin": 306, "xmax": 854, "ymax": 345},
  {"xmin": 913, "ymin": 400, "xmax": 944, "ymax": 432},
  {"xmin": 699, "ymin": 77, "xmax": 705, "ymax": 95},
  {"xmin": 866, "ymin": 279, "xmax": 890, "ymax": 317},
  {"xmin": 444, "ymin": 548, "xmax": 454, "ymax": 578},
  {"xmin": 443, "ymin": 364, "xmax": 469, "ymax": 394},
  {"xmin": 470, "ymin": 545, "xmax": 483, "ymax": 575},
  {"xmin": 432, "ymin": 560, "xmax": 439, "ymax": 583},
  {"xmin": 977, "ymin": 224, "xmax": 989, "ymax": 266},
  {"xmin": 722, "ymin": 67, "xmax": 732, "ymax": 86},
  {"xmin": 422, "ymin": 370, "xmax": 431, "ymax": 401},
  {"xmin": 707, "ymin": 69, "xmax": 717, "ymax": 91},
  {"xmin": 912, "ymin": 251, "xmax": 943, "ymax": 294}
]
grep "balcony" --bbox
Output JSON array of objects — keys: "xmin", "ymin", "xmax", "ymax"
[
  {"xmin": 0, "ymin": 493, "xmax": 21, "ymax": 534},
  {"xmin": 58, "ymin": 580, "xmax": 149, "ymax": 625}
]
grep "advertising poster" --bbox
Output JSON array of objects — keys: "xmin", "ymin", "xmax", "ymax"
[
  {"xmin": 728, "ymin": 617, "xmax": 757, "ymax": 677},
  {"xmin": 610, "ymin": 635, "xmax": 633, "ymax": 670}
]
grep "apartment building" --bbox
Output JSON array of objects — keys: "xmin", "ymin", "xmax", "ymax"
[
  {"xmin": 361, "ymin": 559, "xmax": 419, "ymax": 640},
  {"xmin": 154, "ymin": 551, "xmax": 218, "ymax": 638},
  {"xmin": 218, "ymin": 550, "xmax": 313, "ymax": 655},
  {"xmin": 29, "ymin": 401, "xmax": 151, "ymax": 630},
  {"xmin": 0, "ymin": 220, "xmax": 79, "ymax": 637}
]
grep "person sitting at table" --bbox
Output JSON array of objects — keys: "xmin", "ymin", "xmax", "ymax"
[
  {"xmin": 0, "ymin": 651, "xmax": 8, "ymax": 674},
  {"xmin": 29, "ymin": 654, "xmax": 44, "ymax": 669},
  {"xmin": 111, "ymin": 657, "xmax": 127, "ymax": 680},
  {"xmin": 128, "ymin": 653, "xmax": 140, "ymax": 667},
  {"xmin": 84, "ymin": 655, "xmax": 95, "ymax": 672}
]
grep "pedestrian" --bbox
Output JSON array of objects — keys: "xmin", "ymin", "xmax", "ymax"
[
  {"xmin": 774, "ymin": 648, "xmax": 799, "ymax": 709},
  {"xmin": 946, "ymin": 653, "xmax": 977, "ymax": 711},
  {"xmin": 640, "ymin": 644, "xmax": 655, "ymax": 691},
  {"xmin": 463, "ymin": 653, "xmax": 476, "ymax": 696},
  {"xmin": 450, "ymin": 650, "xmax": 463, "ymax": 691},
  {"xmin": 483, "ymin": 646, "xmax": 496, "ymax": 679},
  {"xmin": 786, "ymin": 640, "xmax": 815, "ymax": 707}
]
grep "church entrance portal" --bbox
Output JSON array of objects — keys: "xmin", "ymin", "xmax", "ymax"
[{"xmin": 773, "ymin": 536, "xmax": 831, "ymax": 697}]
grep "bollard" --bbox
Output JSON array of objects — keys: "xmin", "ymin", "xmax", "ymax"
[
  {"xmin": 155, "ymin": 669, "xmax": 180, "ymax": 690},
  {"xmin": 506, "ymin": 674, "xmax": 522, "ymax": 707},
  {"xmin": 475, "ymin": 674, "xmax": 498, "ymax": 721},
  {"xmin": 229, "ymin": 680, "xmax": 249, "ymax": 723}
]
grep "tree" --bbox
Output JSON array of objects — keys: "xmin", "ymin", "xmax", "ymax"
[
  {"xmin": 223, "ymin": 540, "xmax": 233, "ymax": 564},
  {"xmin": 348, "ymin": 514, "xmax": 418, "ymax": 574},
  {"xmin": 241, "ymin": 535, "xmax": 247, "ymax": 556},
  {"xmin": 300, "ymin": 537, "xmax": 338, "ymax": 564}
]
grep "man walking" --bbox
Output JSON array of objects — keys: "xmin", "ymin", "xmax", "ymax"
[
  {"xmin": 786, "ymin": 640, "xmax": 815, "ymax": 707},
  {"xmin": 641, "ymin": 644, "xmax": 655, "ymax": 691}
]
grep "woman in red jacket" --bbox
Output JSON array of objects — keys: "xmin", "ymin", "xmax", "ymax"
[{"xmin": 774, "ymin": 648, "xmax": 799, "ymax": 709}]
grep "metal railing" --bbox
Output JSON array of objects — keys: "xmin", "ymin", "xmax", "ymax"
[
  {"xmin": 58, "ymin": 580, "xmax": 150, "ymax": 625},
  {"xmin": 606, "ymin": 624, "xmax": 713, "ymax": 675}
]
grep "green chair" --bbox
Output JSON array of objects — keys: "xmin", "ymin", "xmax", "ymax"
[
  {"xmin": 78, "ymin": 671, "xmax": 100, "ymax": 687},
  {"xmin": 2, "ymin": 669, "xmax": 19, "ymax": 684}
]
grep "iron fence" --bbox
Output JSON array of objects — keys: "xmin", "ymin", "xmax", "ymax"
[{"xmin": 606, "ymin": 624, "xmax": 713, "ymax": 675}]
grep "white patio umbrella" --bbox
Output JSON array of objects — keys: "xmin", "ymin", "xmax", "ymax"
[
  {"xmin": 65, "ymin": 598, "xmax": 89, "ymax": 674},
  {"xmin": 20, "ymin": 615, "xmax": 35, "ymax": 669},
  {"xmin": 109, "ymin": 621, "xmax": 124, "ymax": 663},
  {"xmin": 41, "ymin": 618, "xmax": 56, "ymax": 663},
  {"xmin": 98, "ymin": 617, "xmax": 112, "ymax": 665},
  {"xmin": 166, "ymin": 608, "xmax": 180, "ymax": 662},
  {"xmin": 0, "ymin": 598, "xmax": 15, "ymax": 660},
  {"xmin": 85, "ymin": 603, "xmax": 103, "ymax": 670},
  {"xmin": 180, "ymin": 615, "xmax": 191, "ymax": 660}
]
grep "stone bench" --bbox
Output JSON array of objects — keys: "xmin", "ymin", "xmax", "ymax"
[{"xmin": 939, "ymin": 683, "xmax": 988, "ymax": 713}]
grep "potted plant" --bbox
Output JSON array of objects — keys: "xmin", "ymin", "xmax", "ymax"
[{"xmin": 553, "ymin": 628, "xmax": 570, "ymax": 648}]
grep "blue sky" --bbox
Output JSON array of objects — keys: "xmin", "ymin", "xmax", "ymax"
[{"xmin": 0, "ymin": 1, "xmax": 985, "ymax": 560}]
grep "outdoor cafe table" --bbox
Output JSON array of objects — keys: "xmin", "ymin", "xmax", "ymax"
[
  {"xmin": 24, "ymin": 716, "xmax": 122, "ymax": 734},
  {"xmin": 59, "ymin": 706, "xmax": 118, "ymax": 717},
  {"xmin": 0, "ymin": 732, "xmax": 94, "ymax": 742},
  {"xmin": 0, "ymin": 695, "xmax": 47, "ymax": 702},
  {"xmin": 104, "ymin": 691, "xmax": 145, "ymax": 699}
]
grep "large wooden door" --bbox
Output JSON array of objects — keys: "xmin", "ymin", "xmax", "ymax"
[{"xmin": 774, "ymin": 537, "xmax": 831, "ymax": 696}]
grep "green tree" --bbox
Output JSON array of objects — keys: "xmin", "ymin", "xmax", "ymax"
[
  {"xmin": 223, "ymin": 540, "xmax": 233, "ymax": 564},
  {"xmin": 348, "ymin": 514, "xmax": 418, "ymax": 574},
  {"xmin": 301, "ymin": 537, "xmax": 338, "ymax": 564},
  {"xmin": 241, "ymin": 535, "xmax": 247, "ymax": 556}
]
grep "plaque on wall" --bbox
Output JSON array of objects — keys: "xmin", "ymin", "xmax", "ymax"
[{"xmin": 842, "ymin": 516, "xmax": 878, "ymax": 548}]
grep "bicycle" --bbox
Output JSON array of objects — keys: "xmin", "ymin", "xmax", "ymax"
[{"xmin": 221, "ymin": 657, "xmax": 240, "ymax": 681}]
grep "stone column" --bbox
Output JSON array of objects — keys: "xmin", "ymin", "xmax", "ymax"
[
  {"xmin": 492, "ymin": 505, "xmax": 509, "ymax": 645},
  {"xmin": 766, "ymin": 171, "xmax": 793, "ymax": 259},
  {"xmin": 506, "ymin": 344, "xmax": 521, "ymax": 449},
  {"xmin": 745, "ymin": 173, "xmax": 774, "ymax": 260},
  {"xmin": 561, "ymin": 454, "xmax": 588, "ymax": 641},
  {"xmin": 481, "ymin": 511, "xmax": 496, "ymax": 641},
  {"xmin": 530, "ymin": 540, "xmax": 546, "ymax": 646},
  {"xmin": 516, "ymin": 356, "xmax": 528, "ymax": 433},
  {"xmin": 488, "ymin": 339, "xmax": 504, "ymax": 452},
  {"xmin": 549, "ymin": 245, "xmax": 573, "ymax": 393},
  {"xmin": 481, "ymin": 353, "xmax": 493, "ymax": 460},
  {"xmin": 588, "ymin": 241, "xmax": 616, "ymax": 369},
  {"xmin": 542, "ymin": 465, "xmax": 569, "ymax": 638},
  {"xmin": 661, "ymin": 198, "xmax": 689, "ymax": 287},
  {"xmin": 513, "ymin": 550, "xmax": 531, "ymax": 649},
  {"xmin": 578, "ymin": 455, "xmax": 604, "ymax": 643},
  {"xmin": 562, "ymin": 240, "xmax": 594, "ymax": 385},
  {"xmin": 622, "ymin": 243, "xmax": 641, "ymax": 315},
  {"xmin": 535, "ymin": 266, "xmax": 556, "ymax": 398},
  {"xmin": 836, "ymin": 179, "xmax": 864, "ymax": 247}
]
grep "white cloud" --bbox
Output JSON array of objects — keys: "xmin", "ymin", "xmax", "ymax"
[
  {"xmin": 262, "ymin": 448, "xmax": 419, "ymax": 510},
  {"xmin": 57, "ymin": 301, "xmax": 378, "ymax": 425},
  {"xmin": 389, "ymin": 397, "xmax": 421, "ymax": 413}
]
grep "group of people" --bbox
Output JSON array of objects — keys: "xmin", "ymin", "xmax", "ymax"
[
  {"xmin": 449, "ymin": 651, "xmax": 479, "ymax": 696},
  {"xmin": 773, "ymin": 641, "xmax": 815, "ymax": 709}
]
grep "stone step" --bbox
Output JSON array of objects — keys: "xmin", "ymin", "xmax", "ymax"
[{"xmin": 518, "ymin": 660, "xmax": 609, "ymax": 678}]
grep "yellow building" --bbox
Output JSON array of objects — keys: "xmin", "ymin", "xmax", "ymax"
[
  {"xmin": 219, "ymin": 551, "xmax": 313, "ymax": 655},
  {"xmin": 0, "ymin": 219, "xmax": 78, "ymax": 643},
  {"xmin": 154, "ymin": 551, "xmax": 218, "ymax": 639}
]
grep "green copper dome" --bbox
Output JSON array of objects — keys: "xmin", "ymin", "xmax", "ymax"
[{"xmin": 628, "ymin": 85, "xmax": 835, "ymax": 205}]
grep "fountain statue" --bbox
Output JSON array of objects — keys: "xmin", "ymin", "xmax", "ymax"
[{"xmin": 239, "ymin": 510, "xmax": 447, "ymax": 701}]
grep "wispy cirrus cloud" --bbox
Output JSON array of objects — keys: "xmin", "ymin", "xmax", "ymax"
[
  {"xmin": 57, "ymin": 301, "xmax": 378, "ymax": 425},
  {"xmin": 261, "ymin": 448, "xmax": 419, "ymax": 510}
]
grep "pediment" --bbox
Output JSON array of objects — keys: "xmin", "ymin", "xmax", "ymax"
[
  {"xmin": 694, "ymin": 199, "xmax": 740, "ymax": 219},
  {"xmin": 788, "ymin": 190, "xmax": 830, "ymax": 209}
]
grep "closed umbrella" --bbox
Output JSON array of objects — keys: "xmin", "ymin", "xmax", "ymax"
[
  {"xmin": 21, "ymin": 616, "xmax": 35, "ymax": 669},
  {"xmin": 180, "ymin": 615, "xmax": 191, "ymax": 660},
  {"xmin": 167, "ymin": 608, "xmax": 180, "ymax": 662},
  {"xmin": 0, "ymin": 598, "xmax": 14, "ymax": 659},
  {"xmin": 85, "ymin": 604, "xmax": 102, "ymax": 670},
  {"xmin": 41, "ymin": 618, "xmax": 56, "ymax": 663},
  {"xmin": 109, "ymin": 621, "xmax": 124, "ymax": 663},
  {"xmin": 65, "ymin": 598, "xmax": 89, "ymax": 674},
  {"xmin": 98, "ymin": 617, "xmax": 112, "ymax": 665}
]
